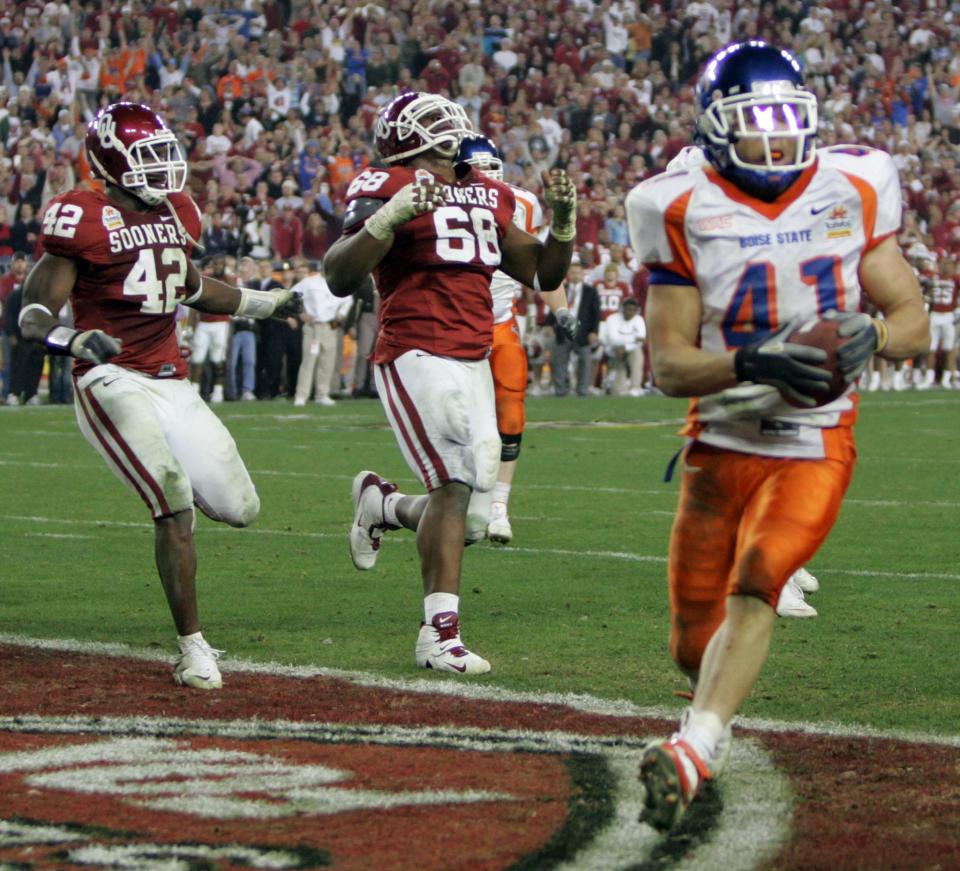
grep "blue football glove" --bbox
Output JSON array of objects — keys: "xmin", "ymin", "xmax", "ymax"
[
  {"xmin": 734, "ymin": 319, "xmax": 832, "ymax": 408},
  {"xmin": 823, "ymin": 309, "xmax": 885, "ymax": 384}
]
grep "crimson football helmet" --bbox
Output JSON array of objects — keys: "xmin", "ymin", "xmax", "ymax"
[
  {"xmin": 374, "ymin": 92, "xmax": 473, "ymax": 165},
  {"xmin": 85, "ymin": 103, "xmax": 188, "ymax": 205}
]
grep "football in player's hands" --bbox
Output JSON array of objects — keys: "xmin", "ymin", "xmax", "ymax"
[{"xmin": 783, "ymin": 317, "xmax": 854, "ymax": 406}]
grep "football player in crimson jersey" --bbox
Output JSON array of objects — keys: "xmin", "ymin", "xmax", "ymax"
[
  {"xmin": 455, "ymin": 135, "xmax": 577, "ymax": 545},
  {"xmin": 324, "ymin": 92, "xmax": 576, "ymax": 675},
  {"xmin": 626, "ymin": 43, "xmax": 929, "ymax": 830},
  {"xmin": 19, "ymin": 103, "xmax": 302, "ymax": 690}
]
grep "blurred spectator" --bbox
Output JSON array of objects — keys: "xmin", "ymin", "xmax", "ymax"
[
  {"xmin": 272, "ymin": 203, "xmax": 303, "ymax": 260},
  {"xmin": 230, "ymin": 256, "xmax": 260, "ymax": 401},
  {"xmin": 0, "ymin": 250, "xmax": 27, "ymax": 399},
  {"xmin": 11, "ymin": 202, "xmax": 40, "ymax": 257},
  {"xmin": 292, "ymin": 261, "xmax": 351, "ymax": 407}
]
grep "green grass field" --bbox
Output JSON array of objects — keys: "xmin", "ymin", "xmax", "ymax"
[{"xmin": 1, "ymin": 392, "xmax": 958, "ymax": 736}]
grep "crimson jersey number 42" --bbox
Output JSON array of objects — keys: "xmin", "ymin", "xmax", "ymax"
[
  {"xmin": 347, "ymin": 170, "xmax": 501, "ymax": 265},
  {"xmin": 124, "ymin": 248, "xmax": 188, "ymax": 314}
]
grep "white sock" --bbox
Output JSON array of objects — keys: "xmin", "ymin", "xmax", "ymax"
[
  {"xmin": 491, "ymin": 482, "xmax": 511, "ymax": 506},
  {"xmin": 383, "ymin": 492, "xmax": 402, "ymax": 526},
  {"xmin": 177, "ymin": 631, "xmax": 204, "ymax": 648},
  {"xmin": 424, "ymin": 592, "xmax": 459, "ymax": 623},
  {"xmin": 679, "ymin": 709, "xmax": 727, "ymax": 765}
]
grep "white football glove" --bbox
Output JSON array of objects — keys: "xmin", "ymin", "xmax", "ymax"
[
  {"xmin": 364, "ymin": 175, "xmax": 446, "ymax": 241},
  {"xmin": 44, "ymin": 326, "xmax": 122, "ymax": 365}
]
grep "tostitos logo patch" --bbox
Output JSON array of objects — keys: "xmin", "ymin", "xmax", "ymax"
[
  {"xmin": 101, "ymin": 206, "xmax": 124, "ymax": 231},
  {"xmin": 824, "ymin": 204, "xmax": 853, "ymax": 238}
]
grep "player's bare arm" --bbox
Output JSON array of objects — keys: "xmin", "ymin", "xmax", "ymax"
[
  {"xmin": 649, "ymin": 283, "xmax": 832, "ymax": 406},
  {"xmin": 858, "ymin": 236, "xmax": 931, "ymax": 359},
  {"xmin": 184, "ymin": 259, "xmax": 303, "ymax": 320},
  {"xmin": 20, "ymin": 252, "xmax": 122, "ymax": 365},
  {"xmin": 325, "ymin": 177, "xmax": 447, "ymax": 297},
  {"xmin": 498, "ymin": 169, "xmax": 576, "ymax": 292},
  {"xmin": 646, "ymin": 283, "xmax": 738, "ymax": 396}
]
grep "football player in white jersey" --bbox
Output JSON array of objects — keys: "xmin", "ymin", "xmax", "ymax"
[
  {"xmin": 455, "ymin": 136, "xmax": 577, "ymax": 543},
  {"xmin": 626, "ymin": 41, "xmax": 929, "ymax": 831},
  {"xmin": 666, "ymin": 145, "xmax": 820, "ymax": 619}
]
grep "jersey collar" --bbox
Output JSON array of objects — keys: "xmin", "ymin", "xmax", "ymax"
[{"xmin": 703, "ymin": 159, "xmax": 819, "ymax": 221}]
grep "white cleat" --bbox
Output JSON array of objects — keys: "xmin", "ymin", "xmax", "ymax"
[
  {"xmin": 776, "ymin": 577, "xmax": 818, "ymax": 618},
  {"xmin": 173, "ymin": 637, "xmax": 223, "ymax": 689},
  {"xmin": 415, "ymin": 612, "xmax": 491, "ymax": 674},
  {"xmin": 349, "ymin": 470, "xmax": 399, "ymax": 570},
  {"xmin": 486, "ymin": 502, "xmax": 513, "ymax": 544},
  {"xmin": 792, "ymin": 566, "xmax": 820, "ymax": 593}
]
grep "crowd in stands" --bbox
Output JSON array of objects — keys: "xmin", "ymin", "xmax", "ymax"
[{"xmin": 1, "ymin": 0, "xmax": 959, "ymax": 404}]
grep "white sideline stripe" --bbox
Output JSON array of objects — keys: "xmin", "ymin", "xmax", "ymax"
[
  {"xmin": 5, "ymin": 514, "xmax": 960, "ymax": 581},
  {"xmin": 1, "ymin": 633, "xmax": 958, "ymax": 748},
  {"xmin": 6, "ymin": 458, "xmax": 960, "ymax": 508},
  {"xmin": 24, "ymin": 533, "xmax": 94, "ymax": 540}
]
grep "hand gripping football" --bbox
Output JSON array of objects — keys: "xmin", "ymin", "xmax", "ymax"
[{"xmin": 785, "ymin": 317, "xmax": 853, "ymax": 406}]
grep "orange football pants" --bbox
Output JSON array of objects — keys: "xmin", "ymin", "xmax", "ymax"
[
  {"xmin": 490, "ymin": 318, "xmax": 528, "ymax": 436},
  {"xmin": 668, "ymin": 436, "xmax": 856, "ymax": 673}
]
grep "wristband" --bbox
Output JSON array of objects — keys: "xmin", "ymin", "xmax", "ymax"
[
  {"xmin": 44, "ymin": 325, "xmax": 79, "ymax": 356},
  {"xmin": 17, "ymin": 302, "xmax": 53, "ymax": 326},
  {"xmin": 364, "ymin": 207, "xmax": 398, "ymax": 241},
  {"xmin": 871, "ymin": 317, "xmax": 889, "ymax": 353},
  {"xmin": 235, "ymin": 287, "xmax": 277, "ymax": 319}
]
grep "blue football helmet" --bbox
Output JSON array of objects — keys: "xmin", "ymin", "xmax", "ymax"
[
  {"xmin": 695, "ymin": 41, "xmax": 817, "ymax": 201},
  {"xmin": 456, "ymin": 135, "xmax": 503, "ymax": 181}
]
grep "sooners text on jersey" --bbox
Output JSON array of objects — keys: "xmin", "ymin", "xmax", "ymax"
[
  {"xmin": 345, "ymin": 165, "xmax": 516, "ymax": 362},
  {"xmin": 39, "ymin": 189, "xmax": 201, "ymax": 378},
  {"xmin": 627, "ymin": 144, "xmax": 902, "ymax": 458}
]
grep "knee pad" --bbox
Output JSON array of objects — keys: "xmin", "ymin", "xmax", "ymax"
[
  {"xmin": 465, "ymin": 488, "xmax": 492, "ymax": 544},
  {"xmin": 233, "ymin": 489, "xmax": 261, "ymax": 528},
  {"xmin": 500, "ymin": 432, "xmax": 522, "ymax": 462},
  {"xmin": 441, "ymin": 388, "xmax": 472, "ymax": 445},
  {"xmin": 158, "ymin": 465, "xmax": 194, "ymax": 518},
  {"xmin": 473, "ymin": 435, "xmax": 502, "ymax": 493}
]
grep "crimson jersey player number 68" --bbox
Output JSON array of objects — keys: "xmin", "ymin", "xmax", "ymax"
[{"xmin": 348, "ymin": 168, "xmax": 501, "ymax": 266}]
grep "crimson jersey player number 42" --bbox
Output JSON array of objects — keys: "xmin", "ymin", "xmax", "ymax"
[{"xmin": 44, "ymin": 200, "xmax": 187, "ymax": 316}]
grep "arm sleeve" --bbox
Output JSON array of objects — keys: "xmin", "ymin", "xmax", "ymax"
[{"xmin": 625, "ymin": 181, "xmax": 696, "ymax": 282}]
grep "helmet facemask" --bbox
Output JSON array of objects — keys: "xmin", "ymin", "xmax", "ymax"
[
  {"xmin": 463, "ymin": 151, "xmax": 503, "ymax": 181},
  {"xmin": 376, "ymin": 94, "xmax": 473, "ymax": 164},
  {"xmin": 122, "ymin": 133, "xmax": 188, "ymax": 205},
  {"xmin": 698, "ymin": 83, "xmax": 817, "ymax": 199}
]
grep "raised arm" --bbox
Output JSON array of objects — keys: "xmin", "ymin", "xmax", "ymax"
[{"xmin": 499, "ymin": 169, "xmax": 576, "ymax": 293}]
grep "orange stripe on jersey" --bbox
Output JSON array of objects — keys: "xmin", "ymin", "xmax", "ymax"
[
  {"xmin": 664, "ymin": 189, "xmax": 695, "ymax": 280},
  {"xmin": 513, "ymin": 189, "xmax": 542, "ymax": 234},
  {"xmin": 703, "ymin": 162, "xmax": 817, "ymax": 221},
  {"xmin": 841, "ymin": 171, "xmax": 878, "ymax": 250}
]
